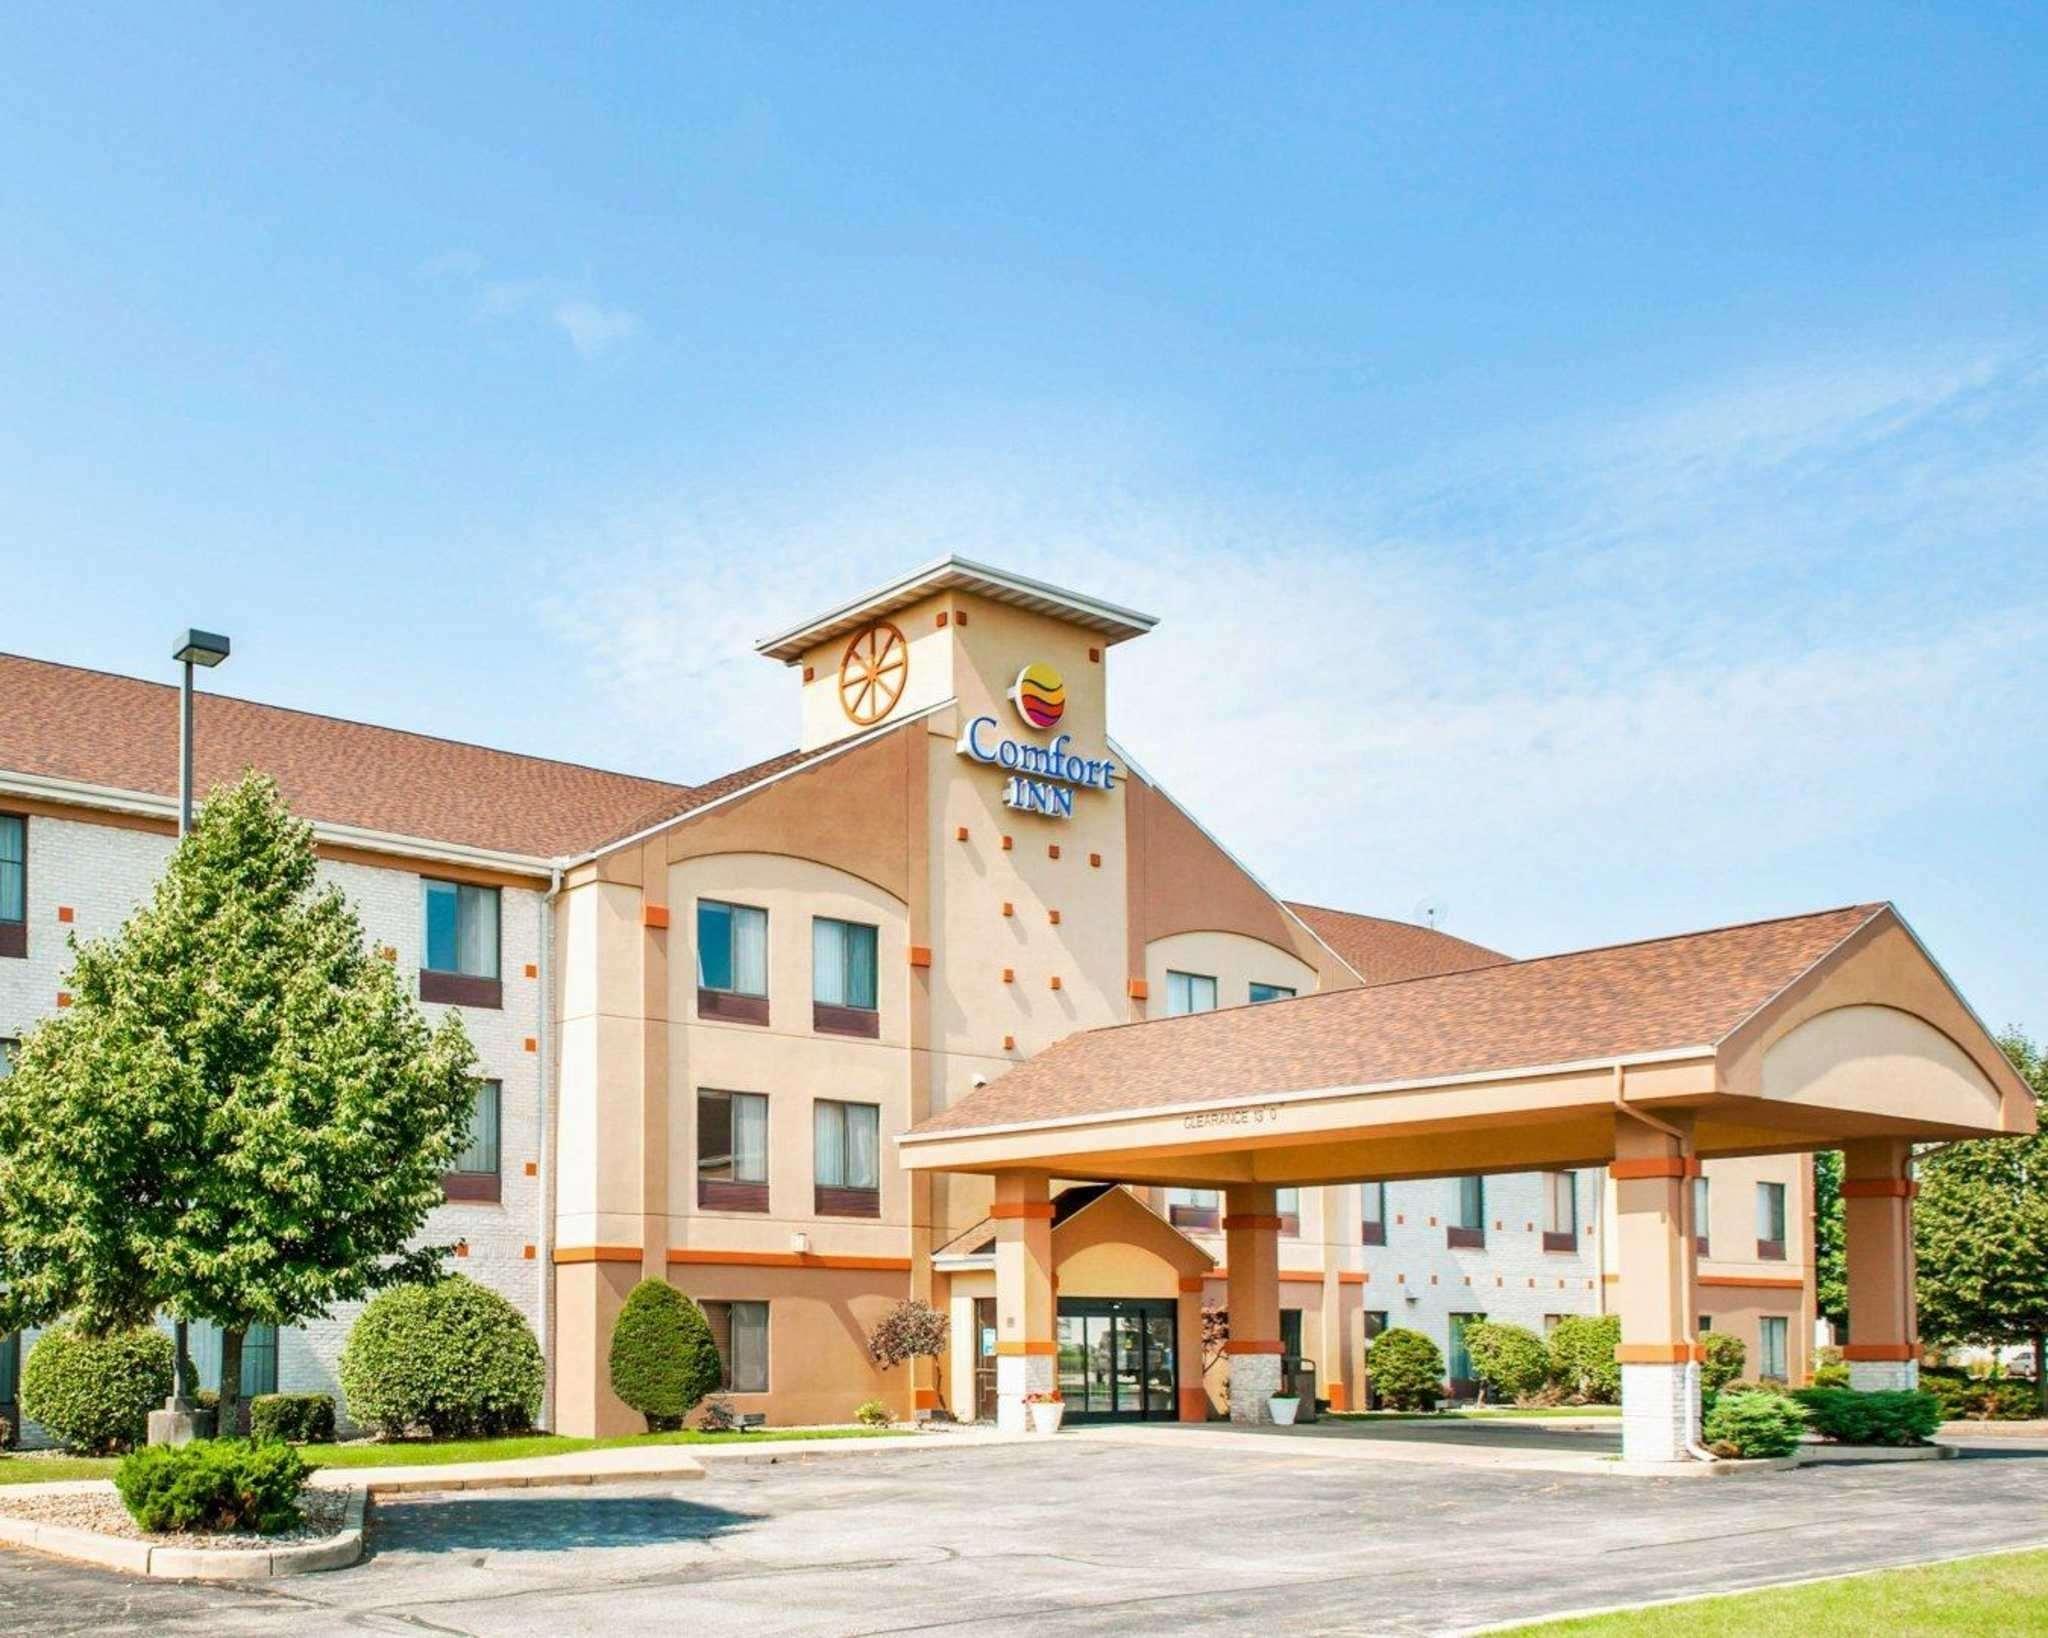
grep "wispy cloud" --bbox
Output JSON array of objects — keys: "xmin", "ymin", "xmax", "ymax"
[
  {"xmin": 418, "ymin": 253, "xmax": 643, "ymax": 358},
  {"xmin": 552, "ymin": 300, "xmax": 641, "ymax": 358}
]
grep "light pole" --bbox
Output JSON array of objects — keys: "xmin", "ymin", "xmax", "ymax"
[{"xmin": 166, "ymin": 628, "xmax": 230, "ymax": 1418}]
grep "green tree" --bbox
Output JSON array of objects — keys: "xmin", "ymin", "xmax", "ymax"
[
  {"xmin": 0, "ymin": 774, "xmax": 478, "ymax": 1438},
  {"xmin": 1461, "ymin": 1321, "xmax": 1550, "ymax": 1403},
  {"xmin": 609, "ymin": 1280, "xmax": 723, "ymax": 1431},
  {"xmin": 1915, "ymin": 1031, "xmax": 2048, "ymax": 1412},
  {"xmin": 1812, "ymin": 1149, "xmax": 1848, "ymax": 1335}
]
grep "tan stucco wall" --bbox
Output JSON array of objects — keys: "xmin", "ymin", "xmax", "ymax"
[
  {"xmin": 796, "ymin": 592, "xmax": 958, "ymax": 753},
  {"xmin": 1144, "ymin": 929, "xmax": 1320, "ymax": 1016}
]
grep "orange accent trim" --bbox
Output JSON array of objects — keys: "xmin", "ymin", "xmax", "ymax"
[
  {"xmin": 1177, "ymin": 1275, "xmax": 1206, "ymax": 1293},
  {"xmin": 1327, "ymin": 1382, "xmax": 1349, "ymax": 1411},
  {"xmin": 555, "ymin": 1245, "xmax": 641, "ymax": 1264},
  {"xmin": 1048, "ymin": 909, "xmax": 1061, "ymax": 925},
  {"xmin": 1089, "ymin": 852, "xmax": 1102, "ymax": 868},
  {"xmin": 522, "ymin": 1245, "xmax": 536, "ymax": 1259},
  {"xmin": 523, "ymin": 1161, "xmax": 538, "ymax": 1177},
  {"xmin": 1613, "ymin": 1342, "xmax": 1706, "ymax": 1364},
  {"xmin": 914, "ymin": 1388, "xmax": 939, "ymax": 1408},
  {"xmin": 935, "ymin": 611, "xmax": 949, "ymax": 628},
  {"xmin": 909, "ymin": 945, "xmax": 932, "ymax": 967},
  {"xmin": 956, "ymin": 826, "xmax": 969, "ymax": 842},
  {"xmin": 642, "ymin": 903, "xmax": 670, "ymax": 929},
  {"xmin": 1699, "ymin": 1275, "xmax": 1805, "ymax": 1290},
  {"xmin": 665, "ymin": 1249, "xmax": 914, "ymax": 1272},
  {"xmin": 523, "ymin": 1036, "xmax": 537, "ymax": 1052},
  {"xmin": 1001, "ymin": 901, "xmax": 1014, "ymax": 916},
  {"xmin": 1049, "ymin": 975, "xmax": 1062, "ymax": 991},
  {"xmin": 455, "ymin": 1242, "xmax": 469, "ymax": 1257},
  {"xmin": 1001, "ymin": 835, "xmax": 1013, "ymax": 851},
  {"xmin": 1048, "ymin": 844, "xmax": 1061, "ymax": 860},
  {"xmin": 523, "ymin": 962, "xmax": 539, "ymax": 979},
  {"xmin": 1841, "ymin": 1178, "xmax": 1917, "ymax": 1198},
  {"xmin": 1088, "ymin": 646, "xmax": 1101, "ymax": 662},
  {"xmin": 995, "ymin": 1340, "xmax": 1057, "ymax": 1356},
  {"xmin": 1842, "ymin": 1343, "xmax": 1918, "ymax": 1361},
  {"xmin": 55, "ymin": 992, "xmax": 71, "ymax": 1008},
  {"xmin": 1003, "ymin": 1034, "xmax": 1015, "ymax": 1051},
  {"xmin": 955, "ymin": 609, "xmax": 968, "ymax": 627},
  {"xmin": 1222, "ymin": 1214, "xmax": 1283, "ymax": 1230},
  {"xmin": 1610, "ymin": 1157, "xmax": 1687, "ymax": 1180},
  {"xmin": 1127, "ymin": 978, "xmax": 1149, "ymax": 1000},
  {"xmin": 56, "ymin": 905, "xmax": 73, "ymax": 923},
  {"xmin": 1227, "ymin": 1339, "xmax": 1284, "ymax": 1355},
  {"xmin": 1340, "ymin": 1271, "xmax": 1368, "ymax": 1285},
  {"xmin": 1002, "ymin": 967, "xmax": 1015, "ymax": 983},
  {"xmin": 1179, "ymin": 1387, "xmax": 1209, "ymax": 1422},
  {"xmin": 990, "ymin": 1200, "xmax": 1056, "ymax": 1220}
]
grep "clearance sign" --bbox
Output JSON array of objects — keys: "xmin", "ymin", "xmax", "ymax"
[{"xmin": 955, "ymin": 663, "xmax": 1118, "ymax": 820}]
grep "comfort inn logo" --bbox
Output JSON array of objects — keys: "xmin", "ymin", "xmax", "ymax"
[{"xmin": 1009, "ymin": 662, "xmax": 1065, "ymax": 730}]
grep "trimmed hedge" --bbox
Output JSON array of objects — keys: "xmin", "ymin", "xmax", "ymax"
[
  {"xmin": 1700, "ymin": 1331, "xmax": 1747, "ymax": 1392},
  {"xmin": 20, "ymin": 1324, "xmax": 173, "ymax": 1454},
  {"xmin": 1791, "ymin": 1387, "xmax": 1941, "ymax": 1446},
  {"xmin": 338, "ymin": 1275, "xmax": 543, "ymax": 1439},
  {"xmin": 115, "ymin": 1438, "xmax": 306, "ymax": 1534},
  {"xmin": 1703, "ymin": 1389, "xmax": 1807, "ymax": 1459},
  {"xmin": 609, "ymin": 1280, "xmax": 722, "ymax": 1432},
  {"xmin": 1918, "ymin": 1367, "xmax": 2038, "ymax": 1422},
  {"xmin": 249, "ymin": 1392, "xmax": 337, "ymax": 1446},
  {"xmin": 1547, "ymin": 1315, "xmax": 1621, "ymax": 1404},
  {"xmin": 1462, "ymin": 1321, "xmax": 1551, "ymax": 1403},
  {"xmin": 1366, "ymin": 1327, "xmax": 1444, "ymax": 1410}
]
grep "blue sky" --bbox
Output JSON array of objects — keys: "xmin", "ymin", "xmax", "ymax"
[{"xmin": 1, "ymin": 5, "xmax": 2043, "ymax": 1031}]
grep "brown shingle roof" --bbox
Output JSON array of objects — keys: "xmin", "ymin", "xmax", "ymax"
[
  {"xmin": 0, "ymin": 652, "xmax": 696, "ymax": 859},
  {"xmin": 1286, "ymin": 901, "xmax": 1510, "ymax": 986},
  {"xmin": 914, "ymin": 904, "xmax": 1888, "ymax": 1134},
  {"xmin": 588, "ymin": 745, "xmax": 816, "ymax": 851}
]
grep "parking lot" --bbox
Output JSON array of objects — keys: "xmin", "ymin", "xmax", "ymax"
[{"xmin": 1, "ymin": 1433, "xmax": 2045, "ymax": 1636}]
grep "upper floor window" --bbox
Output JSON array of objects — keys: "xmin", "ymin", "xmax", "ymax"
[
  {"xmin": 1448, "ymin": 1175, "xmax": 1486, "ymax": 1248},
  {"xmin": 1166, "ymin": 1187, "xmax": 1220, "ymax": 1231},
  {"xmin": 1360, "ymin": 1181, "xmax": 1386, "ymax": 1245},
  {"xmin": 1249, "ymin": 982, "xmax": 1295, "ymax": 1004},
  {"xmin": 420, "ymin": 879, "xmax": 501, "ymax": 1008},
  {"xmin": 812, "ymin": 917, "xmax": 879, "ymax": 1037},
  {"xmin": 1543, "ymin": 1171, "xmax": 1578, "ymax": 1250},
  {"xmin": 444, "ymin": 1079, "xmax": 502, "ymax": 1202},
  {"xmin": 1166, "ymin": 971, "xmax": 1217, "ymax": 1016},
  {"xmin": 698, "ymin": 900, "xmax": 769, "ymax": 1025},
  {"xmin": 0, "ymin": 814, "xmax": 25, "ymax": 959},
  {"xmin": 1756, "ymin": 1181, "xmax": 1788, "ymax": 1260},
  {"xmin": 1276, "ymin": 1186, "xmax": 1301, "ymax": 1235},
  {"xmin": 1693, "ymin": 1175, "xmax": 1710, "ymax": 1254},
  {"xmin": 814, "ymin": 1098, "xmax": 881, "ymax": 1217},
  {"xmin": 699, "ymin": 1088, "xmax": 769, "ymax": 1211}
]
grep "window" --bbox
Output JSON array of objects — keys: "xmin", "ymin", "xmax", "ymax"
[
  {"xmin": 185, "ymin": 1322, "xmax": 280, "ymax": 1404},
  {"xmin": 698, "ymin": 900, "xmax": 769, "ymax": 1023},
  {"xmin": 1249, "ymin": 982, "xmax": 1295, "ymax": 1004},
  {"xmin": 0, "ymin": 814, "xmax": 25, "ymax": 959},
  {"xmin": 703, "ymin": 1300, "xmax": 769, "ymax": 1393},
  {"xmin": 1448, "ymin": 1313, "xmax": 1484, "ymax": 1385},
  {"xmin": 420, "ymin": 879, "xmax": 501, "ymax": 1007},
  {"xmin": 812, "ymin": 917, "xmax": 878, "ymax": 1035},
  {"xmin": 0, "ymin": 1039, "xmax": 16, "ymax": 1079},
  {"xmin": 1166, "ymin": 1187, "xmax": 1220, "ymax": 1231},
  {"xmin": 1543, "ymin": 1313, "xmax": 1564, "ymax": 1336},
  {"xmin": 1693, "ymin": 1175, "xmax": 1711, "ymax": 1255},
  {"xmin": 444, "ymin": 1080, "xmax": 502, "ymax": 1201},
  {"xmin": 1697, "ymin": 1314, "xmax": 1713, "ymax": 1333},
  {"xmin": 698, "ymin": 1089, "xmax": 769, "ymax": 1210},
  {"xmin": 814, "ymin": 1099, "xmax": 881, "ymax": 1216},
  {"xmin": 1362, "ymin": 1311, "xmax": 1391, "ymax": 1408},
  {"xmin": 1360, "ymin": 1181, "xmax": 1387, "ymax": 1246},
  {"xmin": 1543, "ymin": 1171, "xmax": 1578, "ymax": 1250},
  {"xmin": 1448, "ymin": 1176, "xmax": 1485, "ymax": 1248},
  {"xmin": 1280, "ymin": 1308, "xmax": 1304, "ymax": 1359},
  {"xmin": 1165, "ymin": 971, "xmax": 1217, "ymax": 1016},
  {"xmin": 1756, "ymin": 1181, "xmax": 1787, "ymax": 1260},
  {"xmin": 1759, "ymin": 1315, "xmax": 1788, "ymax": 1381},
  {"xmin": 1276, "ymin": 1187, "xmax": 1301, "ymax": 1235}
]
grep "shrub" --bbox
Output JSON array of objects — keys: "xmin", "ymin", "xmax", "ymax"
[
  {"xmin": 698, "ymin": 1396, "xmax": 739, "ymax": 1432},
  {"xmin": 20, "ymin": 1324, "xmax": 173, "ymax": 1454},
  {"xmin": 0, "ymin": 1415, "xmax": 12, "ymax": 1450},
  {"xmin": 1367, "ymin": 1328, "xmax": 1444, "ymax": 1411},
  {"xmin": 1922, "ymin": 1368, "xmax": 2038, "ymax": 1421},
  {"xmin": 855, "ymin": 1399, "xmax": 893, "ymax": 1427},
  {"xmin": 609, "ymin": 1281, "xmax": 723, "ymax": 1432},
  {"xmin": 1462, "ymin": 1322, "xmax": 1551, "ymax": 1403},
  {"xmin": 867, "ymin": 1298, "xmax": 949, "ymax": 1370},
  {"xmin": 1809, "ymin": 1362, "xmax": 1852, "ymax": 1389},
  {"xmin": 115, "ymin": 1438, "xmax": 306, "ymax": 1535},
  {"xmin": 338, "ymin": 1275, "xmax": 543, "ymax": 1439},
  {"xmin": 1700, "ymin": 1332, "xmax": 1746, "ymax": 1392},
  {"xmin": 1547, "ymin": 1315, "xmax": 1621, "ymax": 1404},
  {"xmin": 249, "ymin": 1393, "xmax": 337, "ymax": 1446},
  {"xmin": 1791, "ymin": 1387, "xmax": 1942, "ymax": 1447},
  {"xmin": 1703, "ymin": 1389, "xmax": 1807, "ymax": 1459}
]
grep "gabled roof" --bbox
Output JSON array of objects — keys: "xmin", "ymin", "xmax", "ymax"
[
  {"xmin": 910, "ymin": 904, "xmax": 1890, "ymax": 1136},
  {"xmin": 1285, "ymin": 902, "xmax": 1510, "ymax": 986},
  {"xmin": 753, "ymin": 554, "xmax": 1158, "ymax": 662}
]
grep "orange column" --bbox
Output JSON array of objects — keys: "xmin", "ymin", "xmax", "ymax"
[
  {"xmin": 1841, "ymin": 1138, "xmax": 1919, "ymax": 1391},
  {"xmin": 992, "ymin": 1171, "xmax": 1056, "ymax": 1432},
  {"xmin": 1611, "ymin": 1113, "xmax": 1702, "ymax": 1463},
  {"xmin": 1176, "ymin": 1276, "xmax": 1209, "ymax": 1422},
  {"xmin": 1224, "ymin": 1183, "xmax": 1283, "ymax": 1424}
]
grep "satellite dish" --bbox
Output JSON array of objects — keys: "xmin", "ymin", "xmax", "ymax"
[{"xmin": 1413, "ymin": 896, "xmax": 1450, "ymax": 931}]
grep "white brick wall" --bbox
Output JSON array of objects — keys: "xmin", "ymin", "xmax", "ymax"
[{"xmin": 0, "ymin": 810, "xmax": 548, "ymax": 1431}]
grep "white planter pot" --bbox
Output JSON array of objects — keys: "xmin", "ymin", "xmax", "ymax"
[
  {"xmin": 1028, "ymin": 1401, "xmax": 1065, "ymax": 1434},
  {"xmin": 1269, "ymin": 1395, "xmax": 1301, "ymax": 1426}
]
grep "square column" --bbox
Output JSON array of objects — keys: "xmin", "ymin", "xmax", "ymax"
[
  {"xmin": 1842, "ymin": 1139, "xmax": 1919, "ymax": 1391},
  {"xmin": 992, "ymin": 1171, "xmax": 1056, "ymax": 1433},
  {"xmin": 1176, "ymin": 1277, "xmax": 1210, "ymax": 1422},
  {"xmin": 1224, "ymin": 1183, "xmax": 1282, "ymax": 1424},
  {"xmin": 1611, "ymin": 1115, "xmax": 1703, "ymax": 1464}
]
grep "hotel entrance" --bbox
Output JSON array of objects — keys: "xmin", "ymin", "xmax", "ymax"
[{"xmin": 1056, "ymin": 1297, "xmax": 1179, "ymax": 1422}]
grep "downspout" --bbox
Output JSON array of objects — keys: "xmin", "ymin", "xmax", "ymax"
[
  {"xmin": 538, "ymin": 865, "xmax": 562, "ymax": 1430},
  {"xmin": 1612, "ymin": 1065, "xmax": 1715, "ymax": 1464}
]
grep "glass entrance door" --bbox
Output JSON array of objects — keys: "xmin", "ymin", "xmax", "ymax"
[{"xmin": 1055, "ymin": 1299, "xmax": 1177, "ymax": 1421}]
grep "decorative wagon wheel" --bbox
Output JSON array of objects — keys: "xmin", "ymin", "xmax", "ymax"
[{"xmin": 838, "ymin": 621, "xmax": 909, "ymax": 726}]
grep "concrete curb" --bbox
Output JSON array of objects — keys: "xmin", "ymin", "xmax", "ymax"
[
  {"xmin": 1796, "ymin": 1442, "xmax": 1959, "ymax": 1463},
  {"xmin": 0, "ymin": 1487, "xmax": 365, "ymax": 1580}
]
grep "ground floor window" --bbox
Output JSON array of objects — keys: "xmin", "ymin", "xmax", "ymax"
[
  {"xmin": 1543, "ymin": 1313, "xmax": 1564, "ymax": 1336},
  {"xmin": 180, "ymin": 1321, "xmax": 280, "ymax": 1398},
  {"xmin": 0, "ymin": 1332, "xmax": 17, "ymax": 1411},
  {"xmin": 1698, "ymin": 1314, "xmax": 1713, "ymax": 1332},
  {"xmin": 703, "ymin": 1300, "xmax": 769, "ymax": 1393},
  {"xmin": 1448, "ymin": 1312, "xmax": 1485, "ymax": 1385},
  {"xmin": 1280, "ymin": 1308, "xmax": 1303, "ymax": 1358},
  {"xmin": 1055, "ymin": 1299, "xmax": 1177, "ymax": 1421},
  {"xmin": 1758, "ymin": 1315, "xmax": 1788, "ymax": 1381}
]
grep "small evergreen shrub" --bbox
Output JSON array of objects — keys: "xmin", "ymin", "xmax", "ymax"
[
  {"xmin": 0, "ymin": 1415, "xmax": 12, "ymax": 1449},
  {"xmin": 1547, "ymin": 1315, "xmax": 1621, "ymax": 1404},
  {"xmin": 249, "ymin": 1393, "xmax": 337, "ymax": 1445},
  {"xmin": 1791, "ymin": 1387, "xmax": 1941, "ymax": 1446},
  {"xmin": 1462, "ymin": 1321, "xmax": 1551, "ymax": 1403},
  {"xmin": 20, "ymin": 1324, "xmax": 173, "ymax": 1454},
  {"xmin": 1700, "ymin": 1331, "xmax": 1747, "ymax": 1392},
  {"xmin": 1366, "ymin": 1328, "xmax": 1445, "ymax": 1410},
  {"xmin": 1809, "ymin": 1362, "xmax": 1852, "ymax": 1388},
  {"xmin": 115, "ymin": 1438, "xmax": 306, "ymax": 1535},
  {"xmin": 855, "ymin": 1399, "xmax": 893, "ymax": 1427},
  {"xmin": 698, "ymin": 1395, "xmax": 739, "ymax": 1432},
  {"xmin": 1703, "ymin": 1389, "xmax": 1807, "ymax": 1458},
  {"xmin": 1919, "ymin": 1367, "xmax": 2035, "ymax": 1421},
  {"xmin": 339, "ymin": 1275, "xmax": 543, "ymax": 1439},
  {"xmin": 608, "ymin": 1280, "xmax": 723, "ymax": 1432}
]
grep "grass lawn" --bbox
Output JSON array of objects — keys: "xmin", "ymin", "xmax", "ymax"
[
  {"xmin": 1497, "ymin": 1548, "xmax": 2048, "ymax": 1636},
  {"xmin": 0, "ymin": 1425, "xmax": 897, "ymax": 1484},
  {"xmin": 1328, "ymin": 1407, "xmax": 1621, "ymax": 1422}
]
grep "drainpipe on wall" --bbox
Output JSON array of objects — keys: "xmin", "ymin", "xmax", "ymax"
[{"xmin": 537, "ymin": 866, "xmax": 562, "ymax": 1429}]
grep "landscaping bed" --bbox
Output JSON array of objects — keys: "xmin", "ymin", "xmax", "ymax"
[{"xmin": 0, "ymin": 1484, "xmax": 348, "ymax": 1550}]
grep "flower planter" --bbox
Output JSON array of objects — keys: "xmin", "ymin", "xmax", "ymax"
[
  {"xmin": 1027, "ymin": 1400, "xmax": 1065, "ymax": 1434},
  {"xmin": 1269, "ymin": 1395, "xmax": 1301, "ymax": 1426}
]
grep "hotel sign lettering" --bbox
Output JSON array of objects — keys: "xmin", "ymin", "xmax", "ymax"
[{"xmin": 956, "ymin": 663, "xmax": 1117, "ymax": 821}]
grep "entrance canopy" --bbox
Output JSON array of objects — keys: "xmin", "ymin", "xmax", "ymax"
[{"xmin": 900, "ymin": 904, "xmax": 2033, "ymax": 1187}]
